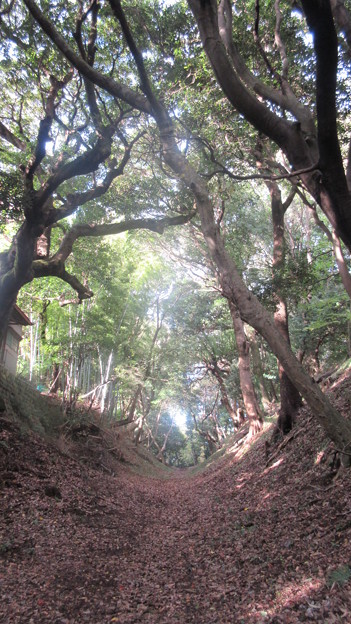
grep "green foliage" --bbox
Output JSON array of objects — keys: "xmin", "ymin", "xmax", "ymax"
[
  {"xmin": 326, "ymin": 565, "xmax": 351, "ymax": 588},
  {"xmin": 0, "ymin": 171, "xmax": 24, "ymax": 226},
  {"xmin": 3, "ymin": 0, "xmax": 351, "ymax": 465}
]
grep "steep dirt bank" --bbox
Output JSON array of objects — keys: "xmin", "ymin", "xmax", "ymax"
[{"xmin": 1, "ymin": 373, "xmax": 351, "ymax": 623}]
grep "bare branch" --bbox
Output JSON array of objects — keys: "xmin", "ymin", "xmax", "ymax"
[
  {"xmin": 201, "ymin": 141, "xmax": 319, "ymax": 182},
  {"xmin": 26, "ymin": 73, "xmax": 73, "ymax": 180},
  {"xmin": 0, "ymin": 120, "xmax": 26, "ymax": 151},
  {"xmin": 31, "ymin": 210, "xmax": 195, "ymax": 303},
  {"xmin": 47, "ymin": 132, "xmax": 145, "ymax": 224},
  {"xmin": 330, "ymin": 0, "xmax": 351, "ymax": 55},
  {"xmin": 60, "ymin": 269, "xmax": 94, "ymax": 302},
  {"xmin": 274, "ymin": 0, "xmax": 289, "ymax": 81},
  {"xmin": 52, "ymin": 211, "xmax": 196, "ymax": 263},
  {"xmin": 282, "ymin": 186, "xmax": 297, "ymax": 213},
  {"xmin": 37, "ymin": 133, "xmax": 112, "ymax": 208},
  {"xmin": 75, "ymin": 0, "xmax": 105, "ymax": 134},
  {"xmin": 32, "ymin": 257, "xmax": 93, "ymax": 301},
  {"xmin": 254, "ymin": 0, "xmax": 282, "ymax": 84},
  {"xmin": 108, "ymin": 0, "xmax": 167, "ymax": 125}
]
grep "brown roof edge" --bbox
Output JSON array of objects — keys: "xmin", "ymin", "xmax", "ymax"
[{"xmin": 9, "ymin": 304, "xmax": 33, "ymax": 326}]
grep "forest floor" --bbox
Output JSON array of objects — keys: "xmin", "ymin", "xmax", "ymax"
[{"xmin": 1, "ymin": 374, "xmax": 351, "ymax": 623}]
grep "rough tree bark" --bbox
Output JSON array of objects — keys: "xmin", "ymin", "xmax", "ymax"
[
  {"xmin": 268, "ymin": 181, "xmax": 302, "ymax": 435},
  {"xmin": 229, "ymin": 303, "xmax": 263, "ymax": 436}
]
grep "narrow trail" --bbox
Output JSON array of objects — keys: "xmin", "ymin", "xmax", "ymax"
[{"xmin": 1, "ymin": 386, "xmax": 351, "ymax": 623}]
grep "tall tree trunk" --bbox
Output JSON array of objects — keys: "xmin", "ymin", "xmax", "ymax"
[
  {"xmin": 206, "ymin": 357, "xmax": 240, "ymax": 428},
  {"xmin": 0, "ymin": 222, "xmax": 36, "ymax": 344},
  {"xmin": 248, "ymin": 330, "xmax": 273, "ymax": 409},
  {"xmin": 134, "ymin": 390, "xmax": 153, "ymax": 445},
  {"xmin": 50, "ymin": 363, "xmax": 61, "ymax": 394},
  {"xmin": 229, "ymin": 303, "xmax": 263, "ymax": 436},
  {"xmin": 270, "ymin": 182, "xmax": 302, "ymax": 435},
  {"xmin": 39, "ymin": 300, "xmax": 50, "ymax": 344}
]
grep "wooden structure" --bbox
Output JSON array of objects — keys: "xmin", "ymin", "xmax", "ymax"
[{"xmin": 0, "ymin": 305, "xmax": 32, "ymax": 374}]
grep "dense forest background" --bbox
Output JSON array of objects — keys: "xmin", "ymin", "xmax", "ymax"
[{"xmin": 2, "ymin": 0, "xmax": 351, "ymax": 465}]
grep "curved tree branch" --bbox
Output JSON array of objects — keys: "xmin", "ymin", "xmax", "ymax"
[
  {"xmin": 47, "ymin": 136, "xmax": 143, "ymax": 225},
  {"xmin": 187, "ymin": 0, "xmax": 296, "ymax": 148},
  {"xmin": 301, "ymin": 0, "xmax": 351, "ymax": 239},
  {"xmin": 28, "ymin": 211, "xmax": 196, "ymax": 303},
  {"xmin": 32, "ymin": 258, "xmax": 94, "ymax": 302},
  {"xmin": 0, "ymin": 120, "xmax": 26, "ymax": 151},
  {"xmin": 74, "ymin": 0, "xmax": 105, "ymax": 134},
  {"xmin": 331, "ymin": 0, "xmax": 351, "ymax": 54},
  {"xmin": 36, "ymin": 132, "xmax": 113, "ymax": 208},
  {"xmin": 26, "ymin": 72, "xmax": 73, "ymax": 180},
  {"xmin": 217, "ymin": 0, "xmax": 313, "ymax": 132},
  {"xmin": 52, "ymin": 211, "xmax": 196, "ymax": 263},
  {"xmin": 23, "ymin": 0, "xmax": 151, "ymax": 115}
]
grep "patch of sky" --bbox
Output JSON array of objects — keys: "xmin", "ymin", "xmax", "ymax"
[{"xmin": 170, "ymin": 406, "xmax": 188, "ymax": 431}]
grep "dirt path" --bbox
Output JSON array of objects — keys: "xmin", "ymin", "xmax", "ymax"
[{"xmin": 1, "ymin": 404, "xmax": 351, "ymax": 623}]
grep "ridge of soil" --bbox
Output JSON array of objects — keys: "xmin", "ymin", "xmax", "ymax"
[{"xmin": 1, "ymin": 373, "xmax": 351, "ymax": 623}]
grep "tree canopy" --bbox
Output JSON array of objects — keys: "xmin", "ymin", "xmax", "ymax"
[{"xmin": 2, "ymin": 0, "xmax": 351, "ymax": 463}]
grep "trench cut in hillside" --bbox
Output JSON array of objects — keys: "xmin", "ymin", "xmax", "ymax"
[{"xmin": 1, "ymin": 365, "xmax": 351, "ymax": 623}]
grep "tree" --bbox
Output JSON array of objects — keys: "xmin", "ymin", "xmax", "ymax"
[
  {"xmin": 3, "ymin": 0, "xmax": 351, "ymax": 458},
  {"xmin": 188, "ymin": 0, "xmax": 351, "ymax": 252},
  {"xmin": 0, "ymin": 0, "xmax": 194, "ymax": 341},
  {"xmin": 229, "ymin": 302, "xmax": 263, "ymax": 435}
]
